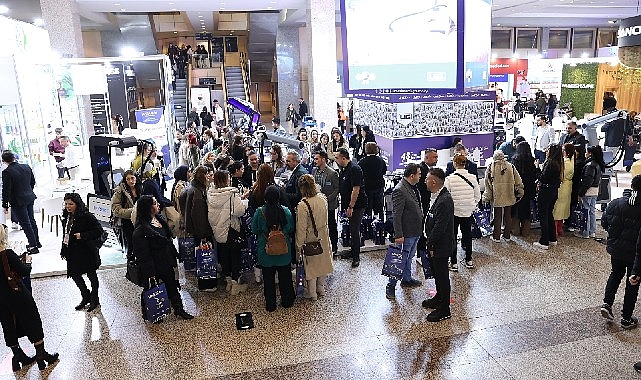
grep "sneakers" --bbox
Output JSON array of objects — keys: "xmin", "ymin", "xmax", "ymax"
[
  {"xmin": 254, "ymin": 267, "xmax": 262, "ymax": 283},
  {"xmin": 489, "ymin": 237, "xmax": 501, "ymax": 243},
  {"xmin": 600, "ymin": 303, "xmax": 614, "ymax": 321},
  {"xmin": 426, "ymin": 309, "xmax": 452, "ymax": 322},
  {"xmin": 634, "ymin": 362, "xmax": 641, "ymax": 372},
  {"xmin": 573, "ymin": 232, "xmax": 590, "ymax": 239},
  {"xmin": 589, "ymin": 233, "xmax": 597, "ymax": 238},
  {"xmin": 351, "ymin": 259, "xmax": 360, "ymax": 268},
  {"xmin": 568, "ymin": 227, "xmax": 576, "ymax": 232},
  {"xmin": 621, "ymin": 316, "xmax": 638, "ymax": 329},
  {"xmin": 533, "ymin": 242, "xmax": 549, "ymax": 250},
  {"xmin": 549, "ymin": 241, "xmax": 558, "ymax": 246},
  {"xmin": 448, "ymin": 263, "xmax": 459, "ymax": 272},
  {"xmin": 385, "ymin": 285, "xmax": 396, "ymax": 300},
  {"xmin": 400, "ymin": 279, "xmax": 422, "ymax": 288},
  {"xmin": 465, "ymin": 260, "xmax": 474, "ymax": 269},
  {"xmin": 230, "ymin": 279, "xmax": 248, "ymax": 295},
  {"xmin": 26, "ymin": 246, "xmax": 39, "ymax": 254}
]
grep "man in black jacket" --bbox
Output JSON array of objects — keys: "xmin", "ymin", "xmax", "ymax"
[
  {"xmin": 298, "ymin": 97, "xmax": 308, "ymax": 120},
  {"xmin": 1, "ymin": 151, "xmax": 40, "ymax": 253},
  {"xmin": 336, "ymin": 148, "xmax": 367, "ymax": 268},
  {"xmin": 358, "ymin": 142, "xmax": 387, "ymax": 221},
  {"xmin": 607, "ymin": 175, "xmax": 641, "ymax": 328},
  {"xmin": 418, "ymin": 148, "xmax": 438, "ymax": 213},
  {"xmin": 445, "ymin": 144, "xmax": 479, "ymax": 178},
  {"xmin": 420, "ymin": 168, "xmax": 454, "ymax": 322}
]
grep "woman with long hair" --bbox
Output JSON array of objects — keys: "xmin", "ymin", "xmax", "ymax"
[
  {"xmin": 285, "ymin": 103, "xmax": 297, "ymax": 134},
  {"xmin": 553, "ymin": 144, "xmax": 575, "ymax": 236},
  {"xmin": 61, "ymin": 193, "xmax": 105, "ymax": 311},
  {"xmin": 182, "ymin": 166, "xmax": 214, "ymax": 243},
  {"xmin": 328, "ymin": 130, "xmax": 348, "ymax": 163},
  {"xmin": 511, "ymin": 141, "xmax": 539, "ymax": 237},
  {"xmin": 575, "ymin": 145, "xmax": 605, "ymax": 239},
  {"xmin": 248, "ymin": 164, "xmax": 290, "ymax": 211},
  {"xmin": 296, "ymin": 175, "xmax": 334, "ymax": 300},
  {"xmin": 318, "ymin": 133, "xmax": 330, "ymax": 153},
  {"xmin": 133, "ymin": 195, "xmax": 194, "ymax": 321},
  {"xmin": 207, "ymin": 170, "xmax": 248, "ymax": 294},
  {"xmin": 111, "ymin": 170, "xmax": 141, "ymax": 255},
  {"xmin": 231, "ymin": 135, "xmax": 245, "ymax": 162},
  {"xmin": 269, "ymin": 144, "xmax": 286, "ymax": 177},
  {"xmin": 534, "ymin": 144, "xmax": 563, "ymax": 249},
  {"xmin": 251, "ymin": 185, "xmax": 295, "ymax": 311},
  {"xmin": 0, "ymin": 227, "xmax": 59, "ymax": 371}
]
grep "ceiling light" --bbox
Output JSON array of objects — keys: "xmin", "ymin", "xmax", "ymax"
[
  {"xmin": 121, "ymin": 8, "xmax": 126, "ymax": 11},
  {"xmin": 563, "ymin": 53, "xmax": 570, "ymax": 58},
  {"xmin": 229, "ymin": 33, "xmax": 233, "ymax": 35},
  {"xmin": 581, "ymin": 52, "xmax": 589, "ymax": 58},
  {"xmin": 173, "ymin": 31, "xmax": 178, "ymax": 34},
  {"xmin": 608, "ymin": 20, "xmax": 617, "ymax": 24},
  {"xmin": 169, "ymin": 2, "xmax": 175, "ymax": 4},
  {"xmin": 267, "ymin": 6, "xmax": 273, "ymax": 9},
  {"xmin": 198, "ymin": 15, "xmax": 203, "ymax": 18},
  {"xmin": 496, "ymin": 23, "xmax": 501, "ymax": 26},
  {"xmin": 114, "ymin": 3, "xmax": 120, "ymax": 5},
  {"xmin": 171, "ymin": 8, "xmax": 177, "ymax": 11},
  {"xmin": 33, "ymin": 18, "xmax": 44, "ymax": 26},
  {"xmin": 525, "ymin": 24, "xmax": 529, "ymax": 27},
  {"xmin": 220, "ymin": 7, "xmax": 225, "ymax": 10}
]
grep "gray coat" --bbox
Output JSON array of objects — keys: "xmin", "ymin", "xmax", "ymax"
[
  {"xmin": 392, "ymin": 178, "xmax": 423, "ymax": 239},
  {"xmin": 312, "ymin": 165, "xmax": 340, "ymax": 210}
]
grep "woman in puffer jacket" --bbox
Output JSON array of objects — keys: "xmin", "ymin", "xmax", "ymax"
[
  {"xmin": 444, "ymin": 153, "xmax": 481, "ymax": 271},
  {"xmin": 483, "ymin": 150, "xmax": 524, "ymax": 242},
  {"xmin": 207, "ymin": 170, "xmax": 248, "ymax": 294}
]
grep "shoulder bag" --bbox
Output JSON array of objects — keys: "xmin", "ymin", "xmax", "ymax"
[
  {"xmin": 301, "ymin": 199, "xmax": 323, "ymax": 256},
  {"xmin": 1, "ymin": 249, "xmax": 22, "ymax": 292}
]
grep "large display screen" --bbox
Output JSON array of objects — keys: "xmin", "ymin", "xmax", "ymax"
[
  {"xmin": 341, "ymin": 0, "xmax": 459, "ymax": 91},
  {"xmin": 464, "ymin": 0, "xmax": 491, "ymax": 89}
]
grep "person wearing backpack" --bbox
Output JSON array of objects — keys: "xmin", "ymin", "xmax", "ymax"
[
  {"xmin": 251, "ymin": 185, "xmax": 295, "ymax": 312},
  {"xmin": 296, "ymin": 175, "xmax": 334, "ymax": 301}
]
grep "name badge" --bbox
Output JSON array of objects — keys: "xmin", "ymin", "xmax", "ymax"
[
  {"xmin": 325, "ymin": 181, "xmax": 332, "ymax": 186},
  {"xmin": 427, "ymin": 212, "xmax": 434, "ymax": 219}
]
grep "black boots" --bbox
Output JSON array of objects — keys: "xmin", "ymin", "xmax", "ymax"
[
  {"xmin": 10, "ymin": 345, "xmax": 34, "ymax": 371},
  {"xmin": 172, "ymin": 299, "xmax": 194, "ymax": 320},
  {"xmin": 74, "ymin": 291, "xmax": 90, "ymax": 310},
  {"xmin": 34, "ymin": 342, "xmax": 59, "ymax": 371},
  {"xmin": 86, "ymin": 291, "xmax": 100, "ymax": 312}
]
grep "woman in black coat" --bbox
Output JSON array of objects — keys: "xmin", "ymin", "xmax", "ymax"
[
  {"xmin": 534, "ymin": 145, "xmax": 563, "ymax": 250},
  {"xmin": 511, "ymin": 141, "xmax": 539, "ymax": 237},
  {"xmin": 61, "ymin": 193, "xmax": 104, "ymax": 312},
  {"xmin": 133, "ymin": 195, "xmax": 194, "ymax": 321},
  {"xmin": 0, "ymin": 227, "xmax": 58, "ymax": 371}
]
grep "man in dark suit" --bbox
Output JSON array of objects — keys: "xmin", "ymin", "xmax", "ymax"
[
  {"xmin": 445, "ymin": 144, "xmax": 479, "ymax": 178},
  {"xmin": 312, "ymin": 151, "xmax": 340, "ymax": 255},
  {"xmin": 298, "ymin": 97, "xmax": 309, "ymax": 120},
  {"xmin": 386, "ymin": 163, "xmax": 423, "ymax": 300},
  {"xmin": 418, "ymin": 148, "xmax": 438, "ymax": 213},
  {"xmin": 1, "ymin": 151, "xmax": 40, "ymax": 253},
  {"xmin": 284, "ymin": 151, "xmax": 308, "ymax": 211},
  {"xmin": 420, "ymin": 167, "xmax": 454, "ymax": 322}
]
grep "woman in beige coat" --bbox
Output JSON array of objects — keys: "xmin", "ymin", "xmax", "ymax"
[
  {"xmin": 553, "ymin": 144, "xmax": 575, "ymax": 236},
  {"xmin": 483, "ymin": 150, "xmax": 524, "ymax": 242},
  {"xmin": 295, "ymin": 174, "xmax": 334, "ymax": 300}
]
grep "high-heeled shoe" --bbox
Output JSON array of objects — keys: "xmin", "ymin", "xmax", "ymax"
[
  {"xmin": 11, "ymin": 351, "xmax": 35, "ymax": 371},
  {"xmin": 35, "ymin": 351, "xmax": 59, "ymax": 371}
]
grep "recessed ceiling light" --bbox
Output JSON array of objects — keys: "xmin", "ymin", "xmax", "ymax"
[
  {"xmin": 525, "ymin": 24, "xmax": 529, "ymax": 26},
  {"xmin": 199, "ymin": 15, "xmax": 203, "ymax": 18},
  {"xmin": 173, "ymin": 31, "xmax": 178, "ymax": 34},
  {"xmin": 229, "ymin": 33, "xmax": 233, "ymax": 35},
  {"xmin": 496, "ymin": 23, "xmax": 501, "ymax": 26},
  {"xmin": 169, "ymin": 2, "xmax": 174, "ymax": 4},
  {"xmin": 0, "ymin": 5, "xmax": 8, "ymax": 14},
  {"xmin": 121, "ymin": 8, "xmax": 126, "ymax": 11},
  {"xmin": 220, "ymin": 7, "xmax": 225, "ymax": 10},
  {"xmin": 114, "ymin": 3, "xmax": 120, "ymax": 5},
  {"xmin": 267, "ymin": 6, "xmax": 273, "ymax": 9},
  {"xmin": 171, "ymin": 8, "xmax": 177, "ymax": 11},
  {"xmin": 608, "ymin": 20, "xmax": 617, "ymax": 23}
]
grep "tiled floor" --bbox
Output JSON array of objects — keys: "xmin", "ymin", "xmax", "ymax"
[
  {"xmin": 1, "ymin": 228, "xmax": 641, "ymax": 379},
  {"xmin": 1, "ymin": 173, "xmax": 639, "ymax": 379}
]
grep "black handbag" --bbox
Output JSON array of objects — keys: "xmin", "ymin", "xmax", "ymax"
[
  {"xmin": 125, "ymin": 255, "xmax": 145, "ymax": 287},
  {"xmin": 301, "ymin": 199, "xmax": 323, "ymax": 256}
]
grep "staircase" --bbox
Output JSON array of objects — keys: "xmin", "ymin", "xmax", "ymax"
[
  {"xmin": 174, "ymin": 78, "xmax": 188, "ymax": 129},
  {"xmin": 224, "ymin": 66, "xmax": 247, "ymax": 124}
]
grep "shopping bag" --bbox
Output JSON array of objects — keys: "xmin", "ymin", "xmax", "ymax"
[
  {"xmin": 178, "ymin": 237, "xmax": 197, "ymax": 271},
  {"xmin": 195, "ymin": 244, "xmax": 217, "ymax": 280},
  {"xmin": 381, "ymin": 245, "xmax": 409, "ymax": 281},
  {"xmin": 143, "ymin": 281, "xmax": 171, "ymax": 323},
  {"xmin": 572, "ymin": 207, "xmax": 588, "ymax": 231},
  {"xmin": 471, "ymin": 206, "xmax": 492, "ymax": 238},
  {"xmin": 418, "ymin": 250, "xmax": 434, "ymax": 280},
  {"xmin": 295, "ymin": 262, "xmax": 306, "ymax": 297}
]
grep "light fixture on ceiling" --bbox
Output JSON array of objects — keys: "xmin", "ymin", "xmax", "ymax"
[
  {"xmin": 121, "ymin": 8, "xmax": 126, "ymax": 11},
  {"xmin": 496, "ymin": 23, "xmax": 501, "ymax": 26},
  {"xmin": 174, "ymin": 31, "xmax": 178, "ymax": 34},
  {"xmin": 114, "ymin": 3, "xmax": 120, "ymax": 6},
  {"xmin": 33, "ymin": 18, "xmax": 44, "ymax": 27},
  {"xmin": 229, "ymin": 33, "xmax": 233, "ymax": 35},
  {"xmin": 199, "ymin": 15, "xmax": 203, "ymax": 18},
  {"xmin": 171, "ymin": 8, "xmax": 177, "ymax": 11},
  {"xmin": 563, "ymin": 53, "xmax": 570, "ymax": 58},
  {"xmin": 608, "ymin": 20, "xmax": 617, "ymax": 24}
]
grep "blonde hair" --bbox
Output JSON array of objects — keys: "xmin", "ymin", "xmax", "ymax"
[
  {"xmin": 0, "ymin": 225, "xmax": 7, "ymax": 251},
  {"xmin": 299, "ymin": 174, "xmax": 318, "ymax": 198},
  {"xmin": 453, "ymin": 153, "xmax": 467, "ymax": 167}
]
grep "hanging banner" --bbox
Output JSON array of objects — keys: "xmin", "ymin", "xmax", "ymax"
[{"xmin": 489, "ymin": 58, "xmax": 529, "ymax": 99}]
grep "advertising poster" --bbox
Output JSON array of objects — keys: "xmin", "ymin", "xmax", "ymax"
[
  {"xmin": 190, "ymin": 87, "xmax": 211, "ymax": 112},
  {"xmin": 489, "ymin": 58, "xmax": 529, "ymax": 99},
  {"xmin": 559, "ymin": 63, "xmax": 598, "ymax": 119},
  {"xmin": 527, "ymin": 59, "xmax": 563, "ymax": 98},
  {"xmin": 130, "ymin": 108, "xmax": 170, "ymax": 162}
]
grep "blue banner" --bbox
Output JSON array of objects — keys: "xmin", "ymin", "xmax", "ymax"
[{"xmin": 135, "ymin": 108, "xmax": 164, "ymax": 124}]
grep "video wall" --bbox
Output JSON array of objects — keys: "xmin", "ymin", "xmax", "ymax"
[
  {"xmin": 353, "ymin": 98, "xmax": 495, "ymax": 138},
  {"xmin": 340, "ymin": 0, "xmax": 490, "ymax": 92}
]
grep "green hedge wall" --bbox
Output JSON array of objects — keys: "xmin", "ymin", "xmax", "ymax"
[{"xmin": 559, "ymin": 63, "xmax": 598, "ymax": 119}]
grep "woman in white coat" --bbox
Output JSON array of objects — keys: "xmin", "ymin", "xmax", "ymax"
[
  {"xmin": 295, "ymin": 175, "xmax": 334, "ymax": 300},
  {"xmin": 207, "ymin": 170, "xmax": 248, "ymax": 294},
  {"xmin": 444, "ymin": 154, "xmax": 481, "ymax": 271}
]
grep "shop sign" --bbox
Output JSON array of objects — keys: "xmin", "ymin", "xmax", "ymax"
[
  {"xmin": 618, "ymin": 15, "xmax": 641, "ymax": 47},
  {"xmin": 561, "ymin": 83, "xmax": 595, "ymax": 89}
]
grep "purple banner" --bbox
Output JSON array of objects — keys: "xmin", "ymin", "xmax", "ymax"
[
  {"xmin": 377, "ymin": 133, "xmax": 494, "ymax": 170},
  {"xmin": 352, "ymin": 90, "xmax": 494, "ymax": 103}
]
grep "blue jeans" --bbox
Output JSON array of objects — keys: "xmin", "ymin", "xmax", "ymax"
[
  {"xmin": 388, "ymin": 236, "xmax": 419, "ymax": 286},
  {"xmin": 12, "ymin": 202, "xmax": 40, "ymax": 247},
  {"xmin": 581, "ymin": 196, "xmax": 597, "ymax": 237}
]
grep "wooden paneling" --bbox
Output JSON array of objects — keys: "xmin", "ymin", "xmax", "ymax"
[{"xmin": 595, "ymin": 63, "xmax": 641, "ymax": 114}]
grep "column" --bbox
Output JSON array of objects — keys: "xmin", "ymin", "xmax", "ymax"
[
  {"xmin": 40, "ymin": 0, "xmax": 84, "ymax": 58},
  {"xmin": 306, "ymin": 0, "xmax": 337, "ymax": 131},
  {"xmin": 276, "ymin": 26, "xmax": 302, "ymax": 122}
]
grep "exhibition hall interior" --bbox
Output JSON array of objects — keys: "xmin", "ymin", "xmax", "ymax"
[{"xmin": 2, "ymin": 0, "xmax": 641, "ymax": 378}]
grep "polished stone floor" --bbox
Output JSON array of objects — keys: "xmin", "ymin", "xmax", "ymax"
[{"xmin": 1, "ymin": 225, "xmax": 640, "ymax": 380}]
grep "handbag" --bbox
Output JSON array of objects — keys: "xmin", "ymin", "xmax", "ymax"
[
  {"xmin": 227, "ymin": 196, "xmax": 247, "ymax": 247},
  {"xmin": 143, "ymin": 279, "xmax": 171, "ymax": 323},
  {"xmin": 125, "ymin": 254, "xmax": 145, "ymax": 287},
  {"xmin": 301, "ymin": 199, "xmax": 323, "ymax": 256},
  {"xmin": 381, "ymin": 244, "xmax": 409, "ymax": 280}
]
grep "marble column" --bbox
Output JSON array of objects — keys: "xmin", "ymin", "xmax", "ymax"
[
  {"xmin": 276, "ymin": 26, "xmax": 301, "ymax": 122},
  {"xmin": 40, "ymin": 0, "xmax": 84, "ymax": 58},
  {"xmin": 306, "ymin": 0, "xmax": 337, "ymax": 131}
]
